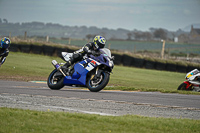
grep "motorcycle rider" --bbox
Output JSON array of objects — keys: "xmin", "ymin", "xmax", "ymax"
[
  {"xmin": 0, "ymin": 37, "xmax": 11, "ymax": 67},
  {"xmin": 62, "ymin": 35, "xmax": 106, "ymax": 73},
  {"xmin": 186, "ymin": 69, "xmax": 200, "ymax": 82}
]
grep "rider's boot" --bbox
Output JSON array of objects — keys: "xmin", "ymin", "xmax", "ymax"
[
  {"xmin": 62, "ymin": 61, "xmax": 71, "ymax": 75},
  {"xmin": 62, "ymin": 53, "xmax": 79, "ymax": 75}
]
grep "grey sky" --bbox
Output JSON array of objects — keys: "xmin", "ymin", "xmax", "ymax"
[{"xmin": 0, "ymin": 0, "xmax": 200, "ymax": 31}]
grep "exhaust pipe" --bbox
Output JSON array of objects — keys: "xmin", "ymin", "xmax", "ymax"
[{"xmin": 52, "ymin": 60, "xmax": 66, "ymax": 76}]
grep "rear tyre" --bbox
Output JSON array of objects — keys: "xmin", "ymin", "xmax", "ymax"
[
  {"xmin": 86, "ymin": 71, "xmax": 110, "ymax": 92},
  {"xmin": 47, "ymin": 69, "xmax": 64, "ymax": 90}
]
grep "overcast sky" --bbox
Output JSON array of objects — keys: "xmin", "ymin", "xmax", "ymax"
[{"xmin": 0, "ymin": 0, "xmax": 200, "ymax": 31}]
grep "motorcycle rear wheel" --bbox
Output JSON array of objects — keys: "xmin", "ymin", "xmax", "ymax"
[
  {"xmin": 47, "ymin": 69, "xmax": 64, "ymax": 90},
  {"xmin": 86, "ymin": 71, "xmax": 110, "ymax": 92}
]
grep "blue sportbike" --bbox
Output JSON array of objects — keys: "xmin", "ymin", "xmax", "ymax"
[{"xmin": 47, "ymin": 48, "xmax": 114, "ymax": 92}]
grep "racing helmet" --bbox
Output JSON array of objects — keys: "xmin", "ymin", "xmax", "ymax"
[
  {"xmin": 0, "ymin": 37, "xmax": 11, "ymax": 49},
  {"xmin": 93, "ymin": 35, "xmax": 106, "ymax": 50}
]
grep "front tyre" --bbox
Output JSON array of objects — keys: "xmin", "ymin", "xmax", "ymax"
[
  {"xmin": 177, "ymin": 82, "xmax": 193, "ymax": 91},
  {"xmin": 86, "ymin": 71, "xmax": 110, "ymax": 92},
  {"xmin": 47, "ymin": 69, "xmax": 64, "ymax": 90},
  {"xmin": 177, "ymin": 83, "xmax": 187, "ymax": 90}
]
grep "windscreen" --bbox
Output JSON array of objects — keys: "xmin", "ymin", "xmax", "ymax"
[{"xmin": 100, "ymin": 48, "xmax": 111, "ymax": 58}]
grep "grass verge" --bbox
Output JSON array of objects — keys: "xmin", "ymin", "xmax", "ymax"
[{"xmin": 0, "ymin": 108, "xmax": 199, "ymax": 133}]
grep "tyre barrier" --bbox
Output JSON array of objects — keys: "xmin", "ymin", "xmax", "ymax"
[
  {"xmin": 144, "ymin": 60, "xmax": 156, "ymax": 69},
  {"xmin": 9, "ymin": 43, "xmax": 200, "ymax": 73},
  {"xmin": 155, "ymin": 62, "xmax": 166, "ymax": 71},
  {"xmin": 31, "ymin": 45, "xmax": 43, "ymax": 54},
  {"xmin": 19, "ymin": 44, "xmax": 31, "ymax": 53},
  {"xmin": 56, "ymin": 47, "xmax": 64, "ymax": 57},
  {"xmin": 43, "ymin": 45, "xmax": 55, "ymax": 56},
  {"xmin": 132, "ymin": 58, "xmax": 145, "ymax": 68},
  {"xmin": 112, "ymin": 53, "xmax": 123, "ymax": 65},
  {"xmin": 66, "ymin": 48, "xmax": 75, "ymax": 53},
  {"xmin": 176, "ymin": 64, "xmax": 187, "ymax": 73},
  {"xmin": 187, "ymin": 66, "xmax": 199, "ymax": 72},
  {"xmin": 9, "ymin": 44, "xmax": 19, "ymax": 52},
  {"xmin": 166, "ymin": 63, "xmax": 177, "ymax": 72},
  {"xmin": 122, "ymin": 54, "xmax": 133, "ymax": 66}
]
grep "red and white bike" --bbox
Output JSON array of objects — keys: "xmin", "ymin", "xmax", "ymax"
[{"xmin": 177, "ymin": 69, "xmax": 200, "ymax": 92}]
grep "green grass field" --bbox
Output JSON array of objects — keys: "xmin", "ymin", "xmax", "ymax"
[
  {"xmin": 0, "ymin": 108, "xmax": 199, "ymax": 133},
  {"xmin": 0, "ymin": 52, "xmax": 63, "ymax": 81},
  {"xmin": 109, "ymin": 65, "xmax": 185, "ymax": 92},
  {"xmin": 1, "ymin": 52, "xmax": 199, "ymax": 94}
]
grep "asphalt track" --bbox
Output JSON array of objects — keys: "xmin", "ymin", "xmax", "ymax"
[{"xmin": 0, "ymin": 80, "xmax": 200, "ymax": 119}]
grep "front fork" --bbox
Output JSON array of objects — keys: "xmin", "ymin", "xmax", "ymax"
[
  {"xmin": 183, "ymin": 81, "xmax": 191, "ymax": 89},
  {"xmin": 90, "ymin": 67, "xmax": 103, "ymax": 80}
]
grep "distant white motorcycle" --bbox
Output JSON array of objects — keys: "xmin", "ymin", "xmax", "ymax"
[{"xmin": 177, "ymin": 69, "xmax": 200, "ymax": 92}]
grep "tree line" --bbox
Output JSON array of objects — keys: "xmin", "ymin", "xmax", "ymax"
[{"xmin": 0, "ymin": 18, "xmax": 188, "ymax": 41}]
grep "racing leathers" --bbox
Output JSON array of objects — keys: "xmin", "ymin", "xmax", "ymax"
[
  {"xmin": 0, "ymin": 48, "xmax": 9, "ymax": 67},
  {"xmin": 62, "ymin": 42, "xmax": 100, "ymax": 73}
]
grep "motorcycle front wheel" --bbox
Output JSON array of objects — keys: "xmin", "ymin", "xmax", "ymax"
[
  {"xmin": 177, "ymin": 82, "xmax": 193, "ymax": 91},
  {"xmin": 86, "ymin": 71, "xmax": 110, "ymax": 92},
  {"xmin": 47, "ymin": 69, "xmax": 64, "ymax": 90}
]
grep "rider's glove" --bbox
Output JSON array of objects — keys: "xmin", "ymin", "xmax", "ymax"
[{"xmin": 88, "ymin": 50, "xmax": 100, "ymax": 56}]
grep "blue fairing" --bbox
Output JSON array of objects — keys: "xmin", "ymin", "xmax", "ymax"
[
  {"xmin": 89, "ymin": 54, "xmax": 109, "ymax": 67},
  {"xmin": 63, "ymin": 60, "xmax": 90, "ymax": 86}
]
